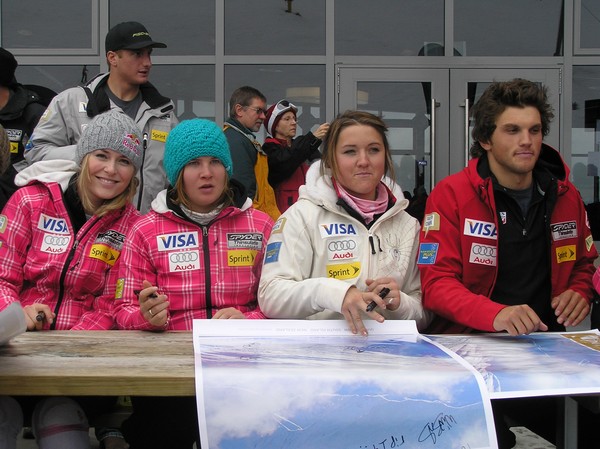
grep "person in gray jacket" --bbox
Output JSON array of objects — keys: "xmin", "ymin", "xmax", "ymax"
[{"xmin": 24, "ymin": 21, "xmax": 177, "ymax": 213}]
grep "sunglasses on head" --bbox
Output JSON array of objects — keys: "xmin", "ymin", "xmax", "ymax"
[{"xmin": 275, "ymin": 99, "xmax": 297, "ymax": 113}]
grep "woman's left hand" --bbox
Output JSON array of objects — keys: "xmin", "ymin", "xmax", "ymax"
[
  {"xmin": 341, "ymin": 286, "xmax": 386, "ymax": 336},
  {"xmin": 365, "ymin": 277, "xmax": 401, "ymax": 312},
  {"xmin": 137, "ymin": 280, "xmax": 169, "ymax": 327},
  {"xmin": 23, "ymin": 303, "xmax": 55, "ymax": 331},
  {"xmin": 212, "ymin": 307, "xmax": 245, "ymax": 319}
]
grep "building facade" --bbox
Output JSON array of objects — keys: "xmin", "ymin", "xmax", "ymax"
[{"xmin": 2, "ymin": 0, "xmax": 600, "ymax": 206}]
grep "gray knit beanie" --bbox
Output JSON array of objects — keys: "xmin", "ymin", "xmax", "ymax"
[
  {"xmin": 164, "ymin": 119, "xmax": 232, "ymax": 186},
  {"xmin": 76, "ymin": 110, "xmax": 143, "ymax": 171}
]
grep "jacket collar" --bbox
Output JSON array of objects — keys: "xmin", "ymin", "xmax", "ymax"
[
  {"xmin": 225, "ymin": 117, "xmax": 257, "ymax": 138},
  {"xmin": 85, "ymin": 72, "xmax": 173, "ymax": 117},
  {"xmin": 470, "ymin": 143, "xmax": 565, "ymax": 201}
]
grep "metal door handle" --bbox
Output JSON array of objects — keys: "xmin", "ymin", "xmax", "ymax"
[{"xmin": 464, "ymin": 98, "xmax": 470, "ymax": 167}]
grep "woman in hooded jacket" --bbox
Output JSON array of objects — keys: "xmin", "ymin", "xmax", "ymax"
[
  {"xmin": 112, "ymin": 118, "xmax": 273, "ymax": 449},
  {"xmin": 0, "ymin": 109, "xmax": 141, "ymax": 449},
  {"xmin": 258, "ymin": 110, "xmax": 431, "ymax": 336}
]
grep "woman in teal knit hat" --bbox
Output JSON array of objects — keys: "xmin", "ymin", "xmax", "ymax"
[{"xmin": 111, "ymin": 118, "xmax": 274, "ymax": 449}]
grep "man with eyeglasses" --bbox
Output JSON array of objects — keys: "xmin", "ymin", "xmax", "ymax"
[{"xmin": 223, "ymin": 86, "xmax": 280, "ymax": 220}]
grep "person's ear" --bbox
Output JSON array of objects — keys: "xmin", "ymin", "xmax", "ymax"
[
  {"xmin": 106, "ymin": 51, "xmax": 118, "ymax": 68},
  {"xmin": 234, "ymin": 104, "xmax": 244, "ymax": 118},
  {"xmin": 480, "ymin": 140, "xmax": 492, "ymax": 151}
]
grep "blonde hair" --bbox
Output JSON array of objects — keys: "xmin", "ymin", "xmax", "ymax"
[{"xmin": 76, "ymin": 155, "xmax": 138, "ymax": 217}]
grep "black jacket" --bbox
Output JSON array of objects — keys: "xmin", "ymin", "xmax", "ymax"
[{"xmin": 0, "ymin": 85, "xmax": 48, "ymax": 208}]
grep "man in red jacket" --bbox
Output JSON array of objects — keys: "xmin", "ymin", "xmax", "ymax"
[{"xmin": 418, "ymin": 78, "xmax": 598, "ymax": 448}]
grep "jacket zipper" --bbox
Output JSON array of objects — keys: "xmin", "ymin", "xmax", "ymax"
[
  {"xmin": 50, "ymin": 218, "xmax": 97, "ymax": 330},
  {"xmin": 136, "ymin": 133, "xmax": 148, "ymax": 210},
  {"xmin": 201, "ymin": 225, "xmax": 213, "ymax": 318}
]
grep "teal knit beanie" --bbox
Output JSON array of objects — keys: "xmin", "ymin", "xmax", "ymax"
[{"xmin": 163, "ymin": 119, "xmax": 233, "ymax": 186}]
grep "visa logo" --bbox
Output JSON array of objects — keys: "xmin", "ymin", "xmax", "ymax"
[
  {"xmin": 319, "ymin": 223, "xmax": 357, "ymax": 238},
  {"xmin": 157, "ymin": 231, "xmax": 199, "ymax": 251},
  {"xmin": 38, "ymin": 214, "xmax": 69, "ymax": 234},
  {"xmin": 463, "ymin": 219, "xmax": 497, "ymax": 240}
]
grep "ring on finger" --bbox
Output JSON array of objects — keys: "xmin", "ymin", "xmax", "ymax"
[
  {"xmin": 387, "ymin": 297, "xmax": 394, "ymax": 305},
  {"xmin": 149, "ymin": 308, "xmax": 154, "ymax": 316}
]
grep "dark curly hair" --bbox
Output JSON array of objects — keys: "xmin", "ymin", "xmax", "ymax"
[{"xmin": 470, "ymin": 78, "xmax": 554, "ymax": 158}]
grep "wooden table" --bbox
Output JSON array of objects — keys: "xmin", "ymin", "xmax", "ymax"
[{"xmin": 0, "ymin": 331, "xmax": 195, "ymax": 396}]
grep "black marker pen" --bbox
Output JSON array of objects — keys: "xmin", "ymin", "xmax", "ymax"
[
  {"xmin": 366, "ymin": 287, "xmax": 390, "ymax": 313},
  {"xmin": 133, "ymin": 289, "xmax": 158, "ymax": 299}
]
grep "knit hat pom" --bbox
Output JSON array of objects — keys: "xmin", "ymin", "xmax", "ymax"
[
  {"xmin": 163, "ymin": 119, "xmax": 232, "ymax": 186},
  {"xmin": 265, "ymin": 99, "xmax": 298, "ymax": 137},
  {"xmin": 76, "ymin": 110, "xmax": 143, "ymax": 171}
]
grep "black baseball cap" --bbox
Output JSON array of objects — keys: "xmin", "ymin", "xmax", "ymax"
[{"xmin": 105, "ymin": 21, "xmax": 167, "ymax": 52}]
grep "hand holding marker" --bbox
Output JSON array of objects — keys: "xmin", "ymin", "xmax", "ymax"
[
  {"xmin": 366, "ymin": 287, "xmax": 390, "ymax": 313},
  {"xmin": 133, "ymin": 289, "xmax": 158, "ymax": 299}
]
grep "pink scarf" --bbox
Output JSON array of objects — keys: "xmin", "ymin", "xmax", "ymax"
[{"xmin": 333, "ymin": 179, "xmax": 390, "ymax": 224}]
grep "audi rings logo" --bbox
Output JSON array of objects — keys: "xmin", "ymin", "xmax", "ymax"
[
  {"xmin": 44, "ymin": 235, "xmax": 69, "ymax": 246},
  {"xmin": 471, "ymin": 245, "xmax": 496, "ymax": 257},
  {"xmin": 169, "ymin": 252, "xmax": 199, "ymax": 263},
  {"xmin": 328, "ymin": 240, "xmax": 357, "ymax": 251}
]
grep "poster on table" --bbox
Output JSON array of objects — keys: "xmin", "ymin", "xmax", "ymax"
[
  {"xmin": 193, "ymin": 319, "xmax": 497, "ymax": 449},
  {"xmin": 428, "ymin": 330, "xmax": 600, "ymax": 399}
]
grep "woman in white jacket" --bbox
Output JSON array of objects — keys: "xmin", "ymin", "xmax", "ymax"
[{"xmin": 258, "ymin": 110, "xmax": 430, "ymax": 335}]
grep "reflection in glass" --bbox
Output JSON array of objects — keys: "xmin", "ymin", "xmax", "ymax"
[
  {"xmin": 580, "ymin": 0, "xmax": 600, "ymax": 50},
  {"xmin": 336, "ymin": 0, "xmax": 444, "ymax": 56},
  {"xmin": 454, "ymin": 0, "xmax": 563, "ymax": 56},
  {"xmin": 109, "ymin": 0, "xmax": 214, "ymax": 55},
  {"xmin": 16, "ymin": 66, "xmax": 101, "ymax": 95},
  {"xmin": 2, "ymin": 2, "xmax": 92, "ymax": 49},
  {"xmin": 572, "ymin": 67, "xmax": 600, "ymax": 205},
  {"xmin": 356, "ymin": 81, "xmax": 431, "ymax": 196},
  {"xmin": 225, "ymin": 0, "xmax": 325, "ymax": 55},
  {"xmin": 151, "ymin": 66, "xmax": 215, "ymax": 121}
]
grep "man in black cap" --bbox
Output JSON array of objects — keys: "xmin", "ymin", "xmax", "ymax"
[
  {"xmin": 0, "ymin": 47, "xmax": 48, "ymax": 209},
  {"xmin": 24, "ymin": 21, "xmax": 177, "ymax": 213}
]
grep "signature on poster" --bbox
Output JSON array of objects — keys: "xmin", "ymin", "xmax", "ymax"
[
  {"xmin": 418, "ymin": 413, "xmax": 457, "ymax": 443},
  {"xmin": 358, "ymin": 434, "xmax": 405, "ymax": 448}
]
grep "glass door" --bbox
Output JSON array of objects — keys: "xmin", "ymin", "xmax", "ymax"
[{"xmin": 337, "ymin": 67, "xmax": 449, "ymax": 199}]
